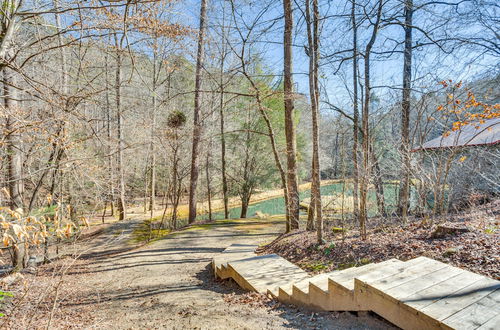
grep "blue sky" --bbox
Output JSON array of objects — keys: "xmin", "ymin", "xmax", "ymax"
[{"xmin": 114, "ymin": 0, "xmax": 498, "ymax": 114}]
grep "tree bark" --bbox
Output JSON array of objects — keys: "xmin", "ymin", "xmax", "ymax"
[
  {"xmin": 149, "ymin": 46, "xmax": 158, "ymax": 214},
  {"xmin": 351, "ymin": 0, "xmax": 360, "ymax": 230},
  {"xmin": 305, "ymin": 0, "xmax": 323, "ymax": 242},
  {"xmin": 398, "ymin": 0, "xmax": 413, "ymax": 223},
  {"xmin": 305, "ymin": 0, "xmax": 315, "ymax": 231},
  {"xmin": 4, "ymin": 67, "xmax": 23, "ymax": 210},
  {"xmin": 205, "ymin": 146, "xmax": 212, "ymax": 221},
  {"xmin": 104, "ymin": 37, "xmax": 115, "ymax": 218},
  {"xmin": 114, "ymin": 33, "xmax": 126, "ymax": 221},
  {"xmin": 219, "ymin": 3, "xmax": 229, "ymax": 219},
  {"xmin": 283, "ymin": 0, "xmax": 300, "ymax": 230},
  {"xmin": 359, "ymin": 0, "xmax": 383, "ymax": 239},
  {"xmin": 188, "ymin": 0, "xmax": 208, "ymax": 223}
]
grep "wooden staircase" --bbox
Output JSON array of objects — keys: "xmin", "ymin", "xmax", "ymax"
[{"xmin": 212, "ymin": 244, "xmax": 500, "ymax": 330}]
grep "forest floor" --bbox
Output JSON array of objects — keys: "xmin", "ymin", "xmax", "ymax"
[
  {"xmin": 261, "ymin": 199, "xmax": 500, "ymax": 280},
  {"xmin": 1, "ymin": 212, "xmax": 394, "ymax": 329}
]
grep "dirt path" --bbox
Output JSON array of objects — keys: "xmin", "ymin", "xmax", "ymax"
[{"xmin": 7, "ymin": 216, "xmax": 394, "ymax": 329}]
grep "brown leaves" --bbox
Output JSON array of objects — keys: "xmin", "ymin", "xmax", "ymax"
[
  {"xmin": 223, "ymin": 291, "xmax": 279, "ymax": 309},
  {"xmin": 435, "ymin": 80, "xmax": 500, "ymax": 137}
]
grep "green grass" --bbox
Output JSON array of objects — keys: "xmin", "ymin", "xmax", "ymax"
[{"xmin": 131, "ymin": 220, "xmax": 171, "ymax": 243}]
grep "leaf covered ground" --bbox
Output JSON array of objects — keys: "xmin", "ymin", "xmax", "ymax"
[{"xmin": 260, "ymin": 199, "xmax": 499, "ymax": 280}]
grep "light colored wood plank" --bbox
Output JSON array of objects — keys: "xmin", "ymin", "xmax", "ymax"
[
  {"xmin": 420, "ymin": 277, "xmax": 500, "ymax": 322},
  {"xmin": 355, "ymin": 279, "xmax": 451, "ymax": 330},
  {"xmin": 367, "ymin": 258, "xmax": 448, "ymax": 292},
  {"xmin": 476, "ymin": 313, "xmax": 500, "ymax": 330},
  {"xmin": 402, "ymin": 270, "xmax": 484, "ymax": 310},
  {"xmin": 442, "ymin": 289, "xmax": 500, "ymax": 329},
  {"xmin": 385, "ymin": 264, "xmax": 464, "ymax": 300},
  {"xmin": 328, "ymin": 262, "xmax": 383, "ymax": 287},
  {"xmin": 278, "ymin": 285, "xmax": 294, "ymax": 303},
  {"xmin": 212, "ymin": 243, "xmax": 258, "ymax": 271},
  {"xmin": 308, "ymin": 272, "xmax": 339, "ymax": 310},
  {"xmin": 356, "ymin": 257, "xmax": 428, "ymax": 285},
  {"xmin": 229, "ymin": 254, "xmax": 309, "ymax": 295},
  {"xmin": 310, "ymin": 271, "xmax": 338, "ymax": 293},
  {"xmin": 335, "ymin": 259, "xmax": 402, "ymax": 291},
  {"xmin": 291, "ymin": 284, "xmax": 311, "ymax": 307},
  {"xmin": 326, "ymin": 259, "xmax": 404, "ymax": 311},
  {"xmin": 309, "ymin": 282, "xmax": 331, "ymax": 311}
]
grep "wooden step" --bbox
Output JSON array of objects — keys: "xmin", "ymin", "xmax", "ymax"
[
  {"xmin": 277, "ymin": 272, "xmax": 334, "ymax": 309},
  {"xmin": 360, "ymin": 257, "xmax": 449, "ymax": 293},
  {"xmin": 309, "ymin": 272, "xmax": 335, "ymax": 310},
  {"xmin": 355, "ymin": 257, "xmax": 500, "ymax": 330},
  {"xmin": 227, "ymin": 254, "xmax": 309, "ymax": 295},
  {"xmin": 212, "ymin": 245, "xmax": 500, "ymax": 330},
  {"xmin": 293, "ymin": 272, "xmax": 334, "ymax": 308},
  {"xmin": 476, "ymin": 313, "xmax": 500, "ymax": 330},
  {"xmin": 442, "ymin": 288, "xmax": 500, "ymax": 329},
  {"xmin": 212, "ymin": 244, "xmax": 258, "ymax": 279},
  {"xmin": 400, "ymin": 270, "xmax": 484, "ymax": 311},
  {"xmin": 423, "ymin": 277, "xmax": 500, "ymax": 328},
  {"xmin": 278, "ymin": 276, "xmax": 311, "ymax": 305},
  {"xmin": 324, "ymin": 258, "xmax": 404, "ymax": 311}
]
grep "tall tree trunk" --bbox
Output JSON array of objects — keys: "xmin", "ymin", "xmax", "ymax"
[
  {"xmin": 240, "ymin": 110, "xmax": 252, "ymax": 219},
  {"xmin": 104, "ymin": 40, "xmax": 115, "ymax": 217},
  {"xmin": 359, "ymin": 0, "xmax": 383, "ymax": 239},
  {"xmin": 283, "ymin": 0, "xmax": 300, "ymax": 230},
  {"xmin": 305, "ymin": 0, "xmax": 315, "ymax": 231},
  {"xmin": 4, "ymin": 68, "xmax": 23, "ymax": 210},
  {"xmin": 205, "ymin": 146, "xmax": 212, "ymax": 221},
  {"xmin": 312, "ymin": 0, "xmax": 323, "ymax": 242},
  {"xmin": 398, "ymin": 0, "xmax": 413, "ymax": 223},
  {"xmin": 188, "ymin": 0, "xmax": 208, "ymax": 223},
  {"xmin": 114, "ymin": 34, "xmax": 126, "ymax": 221},
  {"xmin": 305, "ymin": 0, "xmax": 323, "ymax": 242},
  {"xmin": 219, "ymin": 2, "xmax": 229, "ymax": 219},
  {"xmin": 171, "ymin": 130, "xmax": 180, "ymax": 229},
  {"xmin": 149, "ymin": 49, "xmax": 158, "ymax": 213},
  {"xmin": 240, "ymin": 193, "xmax": 250, "ymax": 219},
  {"xmin": 351, "ymin": 0, "xmax": 360, "ymax": 229}
]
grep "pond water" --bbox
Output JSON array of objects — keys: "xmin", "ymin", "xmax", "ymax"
[{"xmin": 196, "ymin": 182, "xmax": 403, "ymax": 221}]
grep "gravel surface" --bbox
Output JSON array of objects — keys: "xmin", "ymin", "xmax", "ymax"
[{"xmin": 2, "ymin": 215, "xmax": 395, "ymax": 329}]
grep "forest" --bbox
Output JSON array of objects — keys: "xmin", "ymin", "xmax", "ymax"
[{"xmin": 0, "ymin": 0, "xmax": 498, "ymax": 328}]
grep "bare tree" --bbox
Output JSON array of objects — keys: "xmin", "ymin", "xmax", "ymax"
[
  {"xmin": 188, "ymin": 0, "xmax": 208, "ymax": 223},
  {"xmin": 283, "ymin": 0, "xmax": 300, "ymax": 230},
  {"xmin": 350, "ymin": 0, "xmax": 360, "ymax": 231},
  {"xmin": 359, "ymin": 0, "xmax": 383, "ymax": 239},
  {"xmin": 305, "ymin": 0, "xmax": 323, "ymax": 242},
  {"xmin": 398, "ymin": 0, "xmax": 413, "ymax": 223},
  {"xmin": 113, "ymin": 31, "xmax": 126, "ymax": 221}
]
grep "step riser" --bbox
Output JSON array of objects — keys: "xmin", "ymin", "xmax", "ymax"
[
  {"xmin": 290, "ymin": 287, "xmax": 311, "ymax": 308},
  {"xmin": 278, "ymin": 287, "xmax": 293, "ymax": 303},
  {"xmin": 328, "ymin": 280, "xmax": 358, "ymax": 311},
  {"xmin": 308, "ymin": 284, "xmax": 330, "ymax": 311},
  {"xmin": 355, "ymin": 280, "xmax": 452, "ymax": 330},
  {"xmin": 227, "ymin": 264, "xmax": 259, "ymax": 292},
  {"xmin": 216, "ymin": 265, "xmax": 232, "ymax": 280}
]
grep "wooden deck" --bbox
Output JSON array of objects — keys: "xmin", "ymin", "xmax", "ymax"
[{"xmin": 212, "ymin": 244, "xmax": 500, "ymax": 330}]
